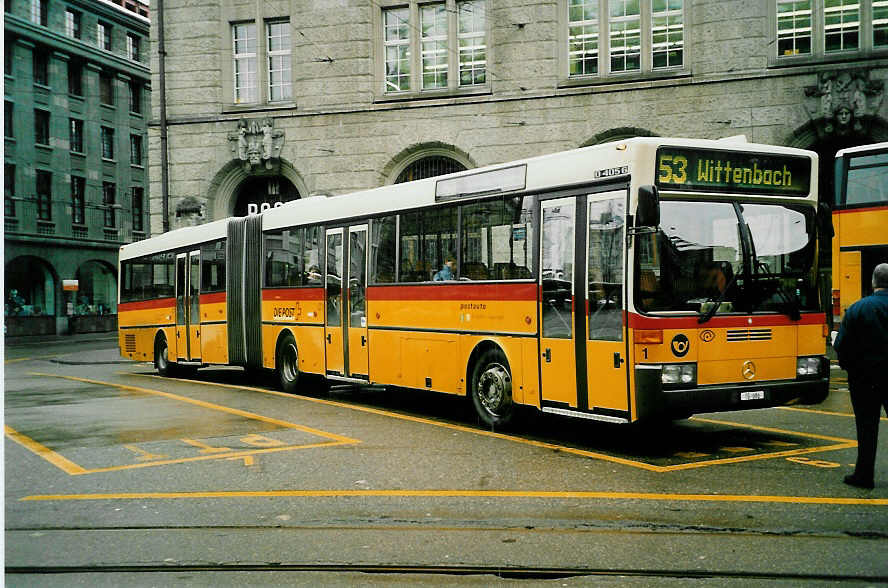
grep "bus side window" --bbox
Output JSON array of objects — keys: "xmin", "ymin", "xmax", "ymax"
[{"xmin": 370, "ymin": 216, "xmax": 396, "ymax": 283}]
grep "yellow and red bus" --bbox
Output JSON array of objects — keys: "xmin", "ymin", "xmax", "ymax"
[
  {"xmin": 832, "ymin": 143, "xmax": 888, "ymax": 324},
  {"xmin": 120, "ymin": 137, "xmax": 830, "ymax": 426}
]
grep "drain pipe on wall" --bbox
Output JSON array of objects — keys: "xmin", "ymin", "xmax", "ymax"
[{"xmin": 157, "ymin": 0, "xmax": 170, "ymax": 233}]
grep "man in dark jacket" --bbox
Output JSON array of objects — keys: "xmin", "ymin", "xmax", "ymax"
[{"xmin": 834, "ymin": 263, "xmax": 888, "ymax": 489}]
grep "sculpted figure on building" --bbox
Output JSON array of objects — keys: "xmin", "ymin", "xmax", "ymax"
[
  {"xmin": 228, "ymin": 117, "xmax": 285, "ymax": 171},
  {"xmin": 805, "ymin": 70, "xmax": 884, "ymax": 136}
]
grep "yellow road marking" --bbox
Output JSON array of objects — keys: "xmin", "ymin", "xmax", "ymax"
[
  {"xmin": 4, "ymin": 426, "xmax": 87, "ymax": 475},
  {"xmin": 123, "ymin": 444, "xmax": 169, "ymax": 461},
  {"xmin": 780, "ymin": 406, "xmax": 888, "ymax": 422},
  {"xmin": 127, "ymin": 373, "xmax": 857, "ymax": 473},
  {"xmin": 18, "ymin": 489, "xmax": 888, "ymax": 506},
  {"xmin": 181, "ymin": 438, "xmax": 232, "ymax": 453},
  {"xmin": 5, "ymin": 357, "xmax": 37, "ymax": 364},
  {"xmin": 9, "ymin": 373, "xmax": 361, "ymax": 475}
]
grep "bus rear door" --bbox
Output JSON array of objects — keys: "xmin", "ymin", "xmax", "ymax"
[{"xmin": 347, "ymin": 225, "xmax": 369, "ymax": 379}]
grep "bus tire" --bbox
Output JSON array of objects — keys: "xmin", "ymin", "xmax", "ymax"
[
  {"xmin": 155, "ymin": 334, "xmax": 175, "ymax": 377},
  {"xmin": 470, "ymin": 348, "xmax": 514, "ymax": 427},
  {"xmin": 276, "ymin": 335, "xmax": 300, "ymax": 394}
]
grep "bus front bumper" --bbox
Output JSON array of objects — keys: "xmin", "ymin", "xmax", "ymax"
[{"xmin": 635, "ymin": 366, "xmax": 830, "ymax": 421}]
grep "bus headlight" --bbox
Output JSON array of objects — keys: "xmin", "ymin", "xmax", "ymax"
[
  {"xmin": 796, "ymin": 356, "xmax": 822, "ymax": 377},
  {"xmin": 662, "ymin": 363, "xmax": 696, "ymax": 386}
]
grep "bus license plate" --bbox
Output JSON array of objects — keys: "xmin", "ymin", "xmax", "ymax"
[{"xmin": 740, "ymin": 390, "xmax": 765, "ymax": 401}]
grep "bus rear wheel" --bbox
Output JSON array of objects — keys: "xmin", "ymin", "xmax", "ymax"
[
  {"xmin": 276, "ymin": 336, "xmax": 300, "ymax": 394},
  {"xmin": 471, "ymin": 349, "xmax": 514, "ymax": 427}
]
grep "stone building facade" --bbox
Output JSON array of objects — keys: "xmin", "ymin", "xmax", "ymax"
[
  {"xmin": 4, "ymin": 0, "xmax": 151, "ymax": 336},
  {"xmin": 150, "ymin": 0, "xmax": 886, "ymax": 230}
]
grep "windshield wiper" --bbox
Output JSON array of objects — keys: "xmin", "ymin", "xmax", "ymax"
[
  {"xmin": 698, "ymin": 270, "xmax": 742, "ymax": 324},
  {"xmin": 753, "ymin": 261, "xmax": 801, "ymax": 321}
]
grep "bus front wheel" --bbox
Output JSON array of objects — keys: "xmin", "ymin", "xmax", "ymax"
[
  {"xmin": 276, "ymin": 336, "xmax": 300, "ymax": 394},
  {"xmin": 155, "ymin": 335, "xmax": 174, "ymax": 377},
  {"xmin": 471, "ymin": 349, "xmax": 514, "ymax": 427}
]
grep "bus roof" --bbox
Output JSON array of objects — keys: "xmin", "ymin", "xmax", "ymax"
[
  {"xmin": 121, "ymin": 136, "xmax": 817, "ymax": 260},
  {"xmin": 835, "ymin": 142, "xmax": 888, "ymax": 159}
]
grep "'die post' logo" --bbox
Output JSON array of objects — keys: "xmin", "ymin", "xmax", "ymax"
[{"xmin": 670, "ymin": 334, "xmax": 690, "ymax": 358}]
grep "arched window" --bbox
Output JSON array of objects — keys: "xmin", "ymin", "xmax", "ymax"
[{"xmin": 395, "ymin": 156, "xmax": 467, "ymax": 183}]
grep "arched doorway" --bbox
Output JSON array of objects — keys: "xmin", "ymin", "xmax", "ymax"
[
  {"xmin": 232, "ymin": 176, "xmax": 300, "ymax": 217},
  {"xmin": 5, "ymin": 255, "xmax": 58, "ymax": 336},
  {"xmin": 395, "ymin": 156, "xmax": 467, "ymax": 183}
]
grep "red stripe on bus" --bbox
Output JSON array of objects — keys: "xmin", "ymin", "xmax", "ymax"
[
  {"xmin": 366, "ymin": 283, "xmax": 539, "ymax": 301},
  {"xmin": 628, "ymin": 312, "xmax": 826, "ymax": 329},
  {"xmin": 118, "ymin": 297, "xmax": 176, "ymax": 312},
  {"xmin": 833, "ymin": 205, "xmax": 888, "ymax": 215},
  {"xmin": 200, "ymin": 292, "xmax": 226, "ymax": 305},
  {"xmin": 262, "ymin": 287, "xmax": 326, "ymax": 301}
]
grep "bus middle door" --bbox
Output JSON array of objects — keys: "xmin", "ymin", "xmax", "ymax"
[
  {"xmin": 174, "ymin": 250, "xmax": 201, "ymax": 361},
  {"xmin": 325, "ymin": 228, "xmax": 345, "ymax": 376},
  {"xmin": 347, "ymin": 225, "xmax": 369, "ymax": 380}
]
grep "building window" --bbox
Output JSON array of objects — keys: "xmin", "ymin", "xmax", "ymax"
[
  {"xmin": 71, "ymin": 175, "xmax": 85, "ymax": 225},
  {"xmin": 101, "ymin": 126, "xmax": 115, "ymax": 160},
  {"xmin": 395, "ymin": 155, "xmax": 467, "ymax": 183},
  {"xmin": 5, "ymin": 101, "xmax": 13, "ymax": 138},
  {"xmin": 70, "ymin": 118, "xmax": 83, "ymax": 153},
  {"xmin": 97, "ymin": 22, "xmax": 112, "ymax": 51},
  {"xmin": 6, "ymin": 39, "xmax": 14, "ymax": 76},
  {"xmin": 381, "ymin": 1, "xmax": 487, "ymax": 95},
  {"xmin": 65, "ymin": 9, "xmax": 82, "ymax": 39},
  {"xmin": 36, "ymin": 170, "xmax": 51, "ymax": 221},
  {"xmin": 773, "ymin": 0, "xmax": 886, "ymax": 62},
  {"xmin": 34, "ymin": 109, "xmax": 49, "ymax": 145},
  {"xmin": 266, "ymin": 20, "xmax": 291, "ymax": 102},
  {"xmin": 130, "ymin": 134, "xmax": 143, "ymax": 166},
  {"xmin": 129, "ymin": 80, "xmax": 141, "ymax": 114},
  {"xmin": 132, "ymin": 186, "xmax": 144, "ymax": 232},
  {"xmin": 127, "ymin": 33, "xmax": 141, "ymax": 61},
  {"xmin": 566, "ymin": 0, "xmax": 684, "ymax": 80},
  {"xmin": 68, "ymin": 60, "xmax": 84, "ymax": 96},
  {"xmin": 30, "ymin": 0, "xmax": 46, "ymax": 25},
  {"xmin": 232, "ymin": 22, "xmax": 258, "ymax": 104},
  {"xmin": 5, "ymin": 164, "xmax": 15, "ymax": 217},
  {"xmin": 100, "ymin": 73, "xmax": 114, "ymax": 105},
  {"xmin": 103, "ymin": 182, "xmax": 116, "ymax": 228},
  {"xmin": 33, "ymin": 47, "xmax": 48, "ymax": 86}
]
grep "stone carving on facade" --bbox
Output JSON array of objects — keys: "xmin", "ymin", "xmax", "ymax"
[
  {"xmin": 805, "ymin": 69, "xmax": 884, "ymax": 136},
  {"xmin": 228, "ymin": 117, "xmax": 285, "ymax": 172},
  {"xmin": 174, "ymin": 196, "xmax": 205, "ymax": 227}
]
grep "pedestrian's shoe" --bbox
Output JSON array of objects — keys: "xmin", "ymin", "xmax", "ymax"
[{"xmin": 843, "ymin": 474, "xmax": 875, "ymax": 489}]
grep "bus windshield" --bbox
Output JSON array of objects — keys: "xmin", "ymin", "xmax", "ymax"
[
  {"xmin": 635, "ymin": 200, "xmax": 819, "ymax": 316},
  {"xmin": 842, "ymin": 151, "xmax": 888, "ymax": 207}
]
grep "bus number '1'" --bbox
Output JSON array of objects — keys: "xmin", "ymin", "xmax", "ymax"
[{"xmin": 659, "ymin": 155, "xmax": 689, "ymax": 184}]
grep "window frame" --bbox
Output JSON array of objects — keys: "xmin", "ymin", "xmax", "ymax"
[
  {"xmin": 99, "ymin": 72, "xmax": 115, "ymax": 106},
  {"xmin": 101, "ymin": 126, "xmax": 115, "ymax": 160},
  {"xmin": 65, "ymin": 9, "xmax": 82, "ymax": 39},
  {"xmin": 5, "ymin": 163, "xmax": 16, "ymax": 218},
  {"xmin": 266, "ymin": 19, "xmax": 292, "ymax": 103},
  {"xmin": 558, "ymin": 0, "xmax": 690, "ymax": 87},
  {"xmin": 130, "ymin": 134, "xmax": 143, "ymax": 166},
  {"xmin": 5, "ymin": 101, "xmax": 13, "ymax": 139},
  {"xmin": 34, "ymin": 108, "xmax": 50, "ymax": 146},
  {"xmin": 375, "ymin": 0, "xmax": 491, "ymax": 101},
  {"xmin": 132, "ymin": 186, "xmax": 144, "ymax": 233},
  {"xmin": 102, "ymin": 181, "xmax": 116, "ymax": 228},
  {"xmin": 128, "ymin": 80, "xmax": 141, "ymax": 114},
  {"xmin": 232, "ymin": 21, "xmax": 259, "ymax": 105},
  {"xmin": 32, "ymin": 46, "xmax": 49, "ymax": 86},
  {"xmin": 97, "ymin": 22, "xmax": 112, "ymax": 51},
  {"xmin": 70, "ymin": 118, "xmax": 84, "ymax": 153},
  {"xmin": 36, "ymin": 169, "xmax": 52, "ymax": 221},
  {"xmin": 127, "ymin": 33, "xmax": 141, "ymax": 62},
  {"xmin": 30, "ymin": 0, "xmax": 47, "ymax": 26},
  {"xmin": 770, "ymin": 0, "xmax": 888, "ymax": 66},
  {"xmin": 68, "ymin": 59, "xmax": 84, "ymax": 96},
  {"xmin": 71, "ymin": 175, "xmax": 85, "ymax": 225}
]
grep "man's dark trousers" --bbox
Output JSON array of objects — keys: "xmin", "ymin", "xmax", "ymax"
[{"xmin": 848, "ymin": 373, "xmax": 888, "ymax": 483}]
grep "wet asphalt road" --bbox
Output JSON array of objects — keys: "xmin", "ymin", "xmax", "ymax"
[{"xmin": 4, "ymin": 334, "xmax": 888, "ymax": 585}]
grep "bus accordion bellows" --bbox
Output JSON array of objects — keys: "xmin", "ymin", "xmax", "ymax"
[
  {"xmin": 119, "ymin": 137, "xmax": 831, "ymax": 426},
  {"xmin": 832, "ymin": 142, "xmax": 888, "ymax": 324}
]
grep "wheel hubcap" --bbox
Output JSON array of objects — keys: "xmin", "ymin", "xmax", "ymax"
[
  {"xmin": 281, "ymin": 343, "xmax": 298, "ymax": 382},
  {"xmin": 477, "ymin": 363, "xmax": 511, "ymax": 416},
  {"xmin": 157, "ymin": 342, "xmax": 168, "ymax": 370}
]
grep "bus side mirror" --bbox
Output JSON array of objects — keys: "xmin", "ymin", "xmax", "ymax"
[
  {"xmin": 636, "ymin": 185, "xmax": 660, "ymax": 228},
  {"xmin": 817, "ymin": 202, "xmax": 834, "ymax": 239}
]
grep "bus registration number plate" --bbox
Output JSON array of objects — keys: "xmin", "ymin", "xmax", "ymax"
[{"xmin": 740, "ymin": 390, "xmax": 765, "ymax": 401}]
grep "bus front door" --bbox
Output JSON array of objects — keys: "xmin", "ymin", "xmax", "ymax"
[
  {"xmin": 347, "ymin": 225, "xmax": 369, "ymax": 379},
  {"xmin": 584, "ymin": 192, "xmax": 628, "ymax": 416},
  {"xmin": 174, "ymin": 250, "xmax": 201, "ymax": 362},
  {"xmin": 325, "ymin": 228, "xmax": 345, "ymax": 376},
  {"xmin": 539, "ymin": 198, "xmax": 578, "ymax": 407}
]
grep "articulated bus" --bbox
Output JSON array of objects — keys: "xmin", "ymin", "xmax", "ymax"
[
  {"xmin": 832, "ymin": 143, "xmax": 888, "ymax": 324},
  {"xmin": 119, "ymin": 137, "xmax": 830, "ymax": 426}
]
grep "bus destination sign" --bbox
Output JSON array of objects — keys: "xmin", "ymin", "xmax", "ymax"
[{"xmin": 656, "ymin": 147, "xmax": 811, "ymax": 196}]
